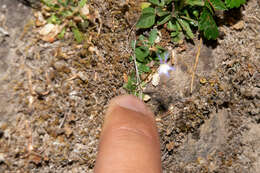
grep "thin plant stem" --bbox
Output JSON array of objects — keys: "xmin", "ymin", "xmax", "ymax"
[
  {"xmin": 132, "ymin": 40, "xmax": 142, "ymax": 99},
  {"xmin": 191, "ymin": 37, "xmax": 202, "ymax": 94}
]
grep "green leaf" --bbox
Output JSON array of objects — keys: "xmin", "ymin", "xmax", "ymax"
[
  {"xmin": 138, "ymin": 63, "xmax": 151, "ymax": 73},
  {"xmin": 167, "ymin": 21, "xmax": 178, "ymax": 31},
  {"xmin": 141, "ymin": 2, "xmax": 151, "ymax": 9},
  {"xmin": 60, "ymin": 10, "xmax": 73, "ymax": 17},
  {"xmin": 205, "ymin": 0, "xmax": 214, "ymax": 14},
  {"xmin": 135, "ymin": 46, "xmax": 150, "ymax": 62},
  {"xmin": 149, "ymin": 29, "xmax": 158, "ymax": 45},
  {"xmin": 42, "ymin": 0, "xmax": 54, "ymax": 7},
  {"xmin": 165, "ymin": 0, "xmax": 173, "ymax": 5},
  {"xmin": 199, "ymin": 8, "xmax": 219, "ymax": 40},
  {"xmin": 157, "ymin": 14, "xmax": 171, "ymax": 25},
  {"xmin": 58, "ymin": 0, "xmax": 69, "ymax": 6},
  {"xmin": 169, "ymin": 21, "xmax": 182, "ymax": 43},
  {"xmin": 210, "ymin": 0, "xmax": 227, "ymax": 10},
  {"xmin": 79, "ymin": 0, "xmax": 88, "ymax": 8},
  {"xmin": 47, "ymin": 14, "xmax": 61, "ymax": 24},
  {"xmin": 171, "ymin": 32, "xmax": 183, "ymax": 43},
  {"xmin": 192, "ymin": 10, "xmax": 200, "ymax": 18},
  {"xmin": 138, "ymin": 35, "xmax": 146, "ymax": 42},
  {"xmin": 225, "ymin": 0, "xmax": 246, "ymax": 8},
  {"xmin": 138, "ymin": 35, "xmax": 149, "ymax": 46},
  {"xmin": 123, "ymin": 73, "xmax": 137, "ymax": 93},
  {"xmin": 177, "ymin": 18, "xmax": 194, "ymax": 39},
  {"xmin": 149, "ymin": 0, "xmax": 160, "ymax": 5},
  {"xmin": 185, "ymin": 0, "xmax": 204, "ymax": 6},
  {"xmin": 156, "ymin": 7, "xmax": 171, "ymax": 17},
  {"xmin": 72, "ymin": 28, "xmax": 83, "ymax": 43},
  {"xmin": 180, "ymin": 16, "xmax": 198, "ymax": 27},
  {"xmin": 52, "ymin": 3, "xmax": 61, "ymax": 11},
  {"xmin": 136, "ymin": 8, "xmax": 156, "ymax": 29},
  {"xmin": 131, "ymin": 40, "xmax": 136, "ymax": 50},
  {"xmin": 58, "ymin": 27, "xmax": 66, "ymax": 39},
  {"xmin": 149, "ymin": 0, "xmax": 173, "ymax": 6},
  {"xmin": 149, "ymin": 0, "xmax": 164, "ymax": 7},
  {"xmin": 171, "ymin": 31, "xmax": 179, "ymax": 37}
]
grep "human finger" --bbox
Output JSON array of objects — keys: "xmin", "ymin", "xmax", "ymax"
[{"xmin": 94, "ymin": 95, "xmax": 162, "ymax": 173}]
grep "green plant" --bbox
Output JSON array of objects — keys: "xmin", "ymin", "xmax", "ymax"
[
  {"xmin": 41, "ymin": 0, "xmax": 89, "ymax": 43},
  {"xmin": 124, "ymin": 29, "xmax": 169, "ymax": 94},
  {"xmin": 123, "ymin": 72, "xmax": 138, "ymax": 95},
  {"xmin": 136, "ymin": 0, "xmax": 246, "ymax": 41}
]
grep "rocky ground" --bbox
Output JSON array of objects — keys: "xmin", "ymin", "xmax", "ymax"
[{"xmin": 0, "ymin": 0, "xmax": 259, "ymax": 172}]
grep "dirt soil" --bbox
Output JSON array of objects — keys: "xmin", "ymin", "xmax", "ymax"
[{"xmin": 0, "ymin": 0, "xmax": 259, "ymax": 172}]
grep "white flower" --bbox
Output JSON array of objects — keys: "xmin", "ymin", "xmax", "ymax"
[{"xmin": 158, "ymin": 52, "xmax": 175, "ymax": 77}]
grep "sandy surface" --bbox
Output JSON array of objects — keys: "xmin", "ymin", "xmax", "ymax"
[{"xmin": 0, "ymin": 0, "xmax": 259, "ymax": 172}]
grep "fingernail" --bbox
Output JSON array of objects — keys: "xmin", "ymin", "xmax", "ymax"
[{"xmin": 112, "ymin": 95, "xmax": 152, "ymax": 116}]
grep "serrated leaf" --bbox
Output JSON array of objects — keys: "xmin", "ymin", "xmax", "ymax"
[
  {"xmin": 72, "ymin": 28, "xmax": 83, "ymax": 43},
  {"xmin": 225, "ymin": 0, "xmax": 246, "ymax": 8},
  {"xmin": 157, "ymin": 14, "xmax": 171, "ymax": 25},
  {"xmin": 177, "ymin": 19, "xmax": 194, "ymax": 39},
  {"xmin": 210, "ymin": 0, "xmax": 227, "ymax": 10},
  {"xmin": 136, "ymin": 8, "xmax": 156, "ymax": 29},
  {"xmin": 199, "ymin": 8, "xmax": 219, "ymax": 40},
  {"xmin": 135, "ymin": 46, "xmax": 150, "ymax": 62},
  {"xmin": 185, "ymin": 0, "xmax": 204, "ymax": 6},
  {"xmin": 149, "ymin": 29, "xmax": 158, "ymax": 45}
]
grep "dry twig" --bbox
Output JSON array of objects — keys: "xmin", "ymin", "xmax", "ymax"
[
  {"xmin": 132, "ymin": 40, "xmax": 142, "ymax": 99},
  {"xmin": 190, "ymin": 38, "xmax": 202, "ymax": 94},
  {"xmin": 59, "ymin": 110, "xmax": 70, "ymax": 128}
]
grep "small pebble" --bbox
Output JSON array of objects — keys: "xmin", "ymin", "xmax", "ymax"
[
  {"xmin": 152, "ymin": 73, "xmax": 160, "ymax": 86},
  {"xmin": 39, "ymin": 23, "xmax": 55, "ymax": 35},
  {"xmin": 200, "ymin": 78, "xmax": 207, "ymax": 84},
  {"xmin": 0, "ymin": 153, "xmax": 5, "ymax": 162},
  {"xmin": 143, "ymin": 94, "xmax": 151, "ymax": 102},
  {"xmin": 255, "ymin": 41, "xmax": 260, "ymax": 49},
  {"xmin": 232, "ymin": 21, "xmax": 244, "ymax": 30}
]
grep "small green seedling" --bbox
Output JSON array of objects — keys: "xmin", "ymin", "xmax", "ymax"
[
  {"xmin": 124, "ymin": 29, "xmax": 168, "ymax": 94},
  {"xmin": 41, "ymin": 0, "xmax": 89, "ymax": 43}
]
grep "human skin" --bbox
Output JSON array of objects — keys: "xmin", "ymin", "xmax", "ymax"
[{"xmin": 94, "ymin": 95, "xmax": 162, "ymax": 173}]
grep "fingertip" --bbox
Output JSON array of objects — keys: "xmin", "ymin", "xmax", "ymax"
[
  {"xmin": 103, "ymin": 95, "xmax": 158, "ymax": 143},
  {"xmin": 107, "ymin": 95, "xmax": 153, "ymax": 117},
  {"xmin": 95, "ymin": 95, "xmax": 161, "ymax": 173}
]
